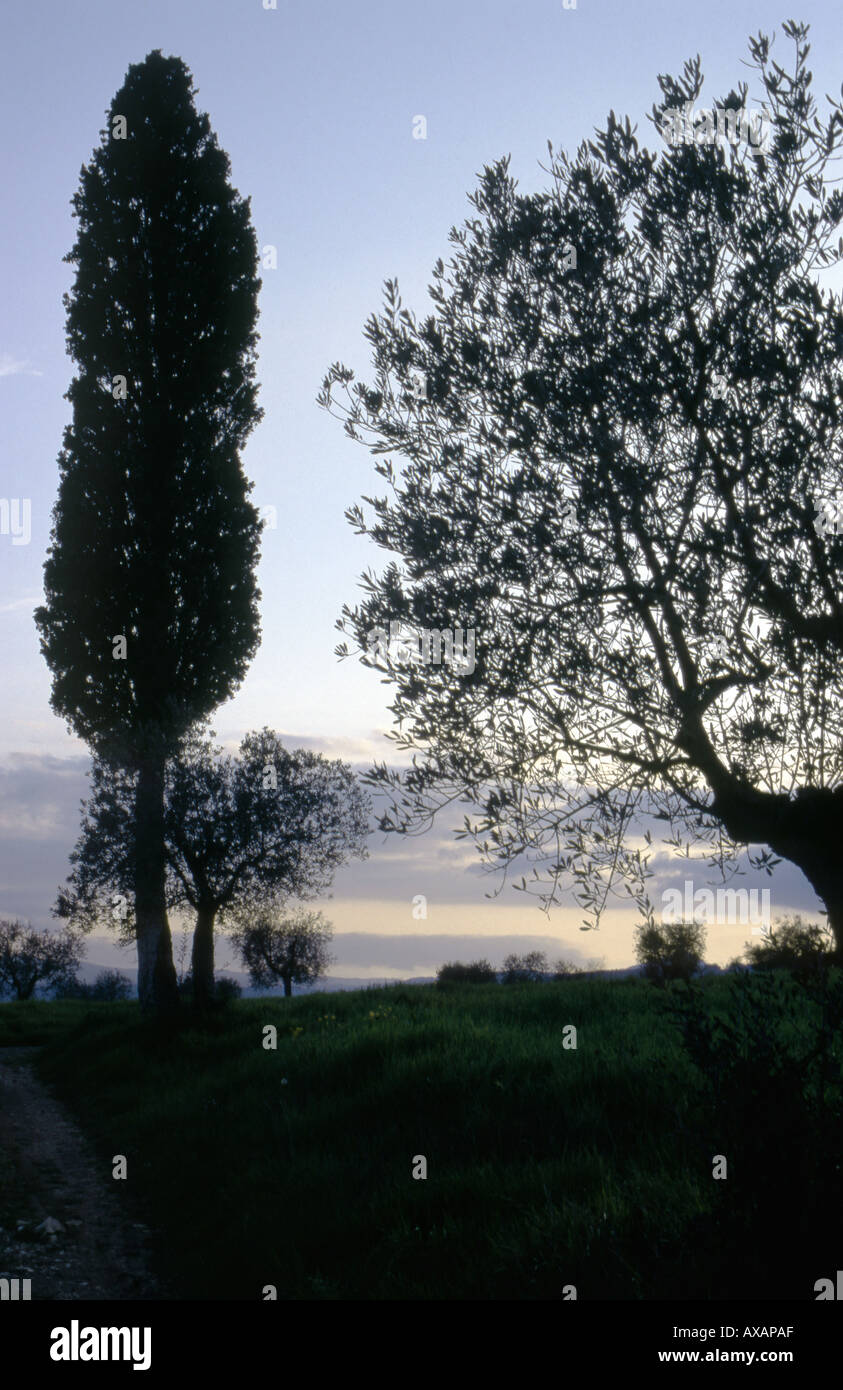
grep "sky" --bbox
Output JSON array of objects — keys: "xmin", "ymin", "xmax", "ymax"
[{"xmin": 2, "ymin": 0, "xmax": 841, "ymax": 979}]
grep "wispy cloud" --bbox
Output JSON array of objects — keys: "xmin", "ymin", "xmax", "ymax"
[
  {"xmin": 0, "ymin": 595, "xmax": 41, "ymax": 615},
  {"xmin": 0, "ymin": 353, "xmax": 43, "ymax": 379}
]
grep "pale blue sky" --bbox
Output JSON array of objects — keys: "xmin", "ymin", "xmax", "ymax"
[{"xmin": 1, "ymin": 1, "xmax": 839, "ymax": 973}]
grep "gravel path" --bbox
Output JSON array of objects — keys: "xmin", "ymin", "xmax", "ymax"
[{"xmin": 0, "ymin": 1046, "xmax": 166, "ymax": 1300}]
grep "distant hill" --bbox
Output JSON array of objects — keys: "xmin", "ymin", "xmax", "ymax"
[{"xmin": 17, "ymin": 960, "xmax": 729, "ymax": 1001}]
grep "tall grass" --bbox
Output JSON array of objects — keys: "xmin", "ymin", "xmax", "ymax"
[{"xmin": 1, "ymin": 974, "xmax": 839, "ymax": 1299}]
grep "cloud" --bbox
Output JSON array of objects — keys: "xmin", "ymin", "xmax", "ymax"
[
  {"xmin": 0, "ymin": 752, "xmax": 827, "ymax": 964},
  {"xmin": 0, "ymin": 595, "xmax": 41, "ymax": 615},
  {"xmin": 308, "ymin": 931, "xmax": 590, "ymax": 973},
  {"xmin": 0, "ymin": 354, "xmax": 43, "ymax": 379}
]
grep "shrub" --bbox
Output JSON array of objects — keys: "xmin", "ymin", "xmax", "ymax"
[
  {"xmin": 53, "ymin": 976, "xmax": 90, "ymax": 1000},
  {"xmin": 666, "ymin": 964, "xmax": 843, "ymax": 1295},
  {"xmin": 436, "ymin": 959, "xmax": 497, "ymax": 986},
  {"xmin": 214, "ymin": 976, "xmax": 242, "ymax": 1002},
  {"xmin": 178, "ymin": 971, "xmax": 242, "ymax": 1004},
  {"xmin": 56, "ymin": 968, "xmax": 133, "ymax": 1000},
  {"xmin": 90, "ymin": 968, "xmax": 133, "ymax": 1000},
  {"xmin": 634, "ymin": 920, "xmax": 706, "ymax": 985},
  {"xmin": 743, "ymin": 914, "xmax": 834, "ymax": 982},
  {"xmin": 502, "ymin": 951, "xmax": 549, "ymax": 984}
]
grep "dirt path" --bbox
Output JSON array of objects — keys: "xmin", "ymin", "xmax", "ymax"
[{"xmin": 0, "ymin": 1046, "xmax": 166, "ymax": 1300}]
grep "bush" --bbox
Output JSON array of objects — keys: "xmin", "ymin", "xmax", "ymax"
[
  {"xmin": 634, "ymin": 920, "xmax": 706, "ymax": 985},
  {"xmin": 666, "ymin": 964, "xmax": 843, "ymax": 1294},
  {"xmin": 436, "ymin": 959, "xmax": 497, "ymax": 986},
  {"xmin": 502, "ymin": 951, "xmax": 549, "ymax": 984},
  {"xmin": 214, "ymin": 976, "xmax": 242, "ymax": 1002},
  {"xmin": 178, "ymin": 971, "xmax": 242, "ymax": 1005},
  {"xmin": 54, "ymin": 968, "xmax": 133, "ymax": 1001},
  {"xmin": 53, "ymin": 977, "xmax": 90, "ymax": 1000},
  {"xmin": 743, "ymin": 914, "xmax": 834, "ymax": 982},
  {"xmin": 90, "ymin": 968, "xmax": 133, "ymax": 1000}
]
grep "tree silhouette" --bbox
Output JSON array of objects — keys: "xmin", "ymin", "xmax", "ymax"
[
  {"xmin": 231, "ymin": 907, "xmax": 334, "ymax": 998},
  {"xmin": 320, "ymin": 22, "xmax": 843, "ymax": 953},
  {"xmin": 55, "ymin": 725, "xmax": 370, "ymax": 1010},
  {"xmin": 35, "ymin": 51, "xmax": 264, "ymax": 1013},
  {"xmin": 0, "ymin": 920, "xmax": 83, "ymax": 1001},
  {"xmin": 634, "ymin": 920, "xmax": 707, "ymax": 985}
]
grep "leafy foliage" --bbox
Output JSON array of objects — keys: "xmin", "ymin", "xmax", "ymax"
[
  {"xmin": 34, "ymin": 50, "xmax": 264, "ymax": 758},
  {"xmin": 436, "ymin": 959, "xmax": 497, "ymax": 985},
  {"xmin": 231, "ymin": 908, "xmax": 334, "ymax": 996},
  {"xmin": 178, "ymin": 972, "xmax": 242, "ymax": 1005},
  {"xmin": 56, "ymin": 724, "xmax": 370, "ymax": 939},
  {"xmin": 666, "ymin": 961, "xmax": 843, "ymax": 1289},
  {"xmin": 743, "ymin": 912, "xmax": 835, "ymax": 980},
  {"xmin": 0, "ymin": 920, "xmax": 83, "ymax": 1001},
  {"xmin": 57, "ymin": 967, "xmax": 134, "ymax": 1001},
  {"xmin": 502, "ymin": 950, "xmax": 549, "ymax": 983},
  {"xmin": 320, "ymin": 22, "xmax": 843, "ymax": 946},
  {"xmin": 33, "ymin": 50, "xmax": 265, "ymax": 1012},
  {"xmin": 551, "ymin": 957, "xmax": 584, "ymax": 979},
  {"xmin": 634, "ymin": 920, "xmax": 706, "ymax": 984}
]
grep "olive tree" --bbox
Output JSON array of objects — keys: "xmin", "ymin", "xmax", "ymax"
[
  {"xmin": 56, "ymin": 725, "xmax": 370, "ymax": 1009},
  {"xmin": 320, "ymin": 23, "xmax": 843, "ymax": 953},
  {"xmin": 231, "ymin": 907, "xmax": 334, "ymax": 997}
]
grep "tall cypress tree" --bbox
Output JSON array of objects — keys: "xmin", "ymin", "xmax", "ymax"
[{"xmin": 35, "ymin": 51, "xmax": 264, "ymax": 1014}]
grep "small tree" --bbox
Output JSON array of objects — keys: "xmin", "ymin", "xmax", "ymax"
[
  {"xmin": 436, "ymin": 959, "xmax": 497, "ymax": 985},
  {"xmin": 744, "ymin": 913, "xmax": 834, "ymax": 980},
  {"xmin": 231, "ymin": 908, "xmax": 334, "ymax": 997},
  {"xmin": 635, "ymin": 920, "xmax": 706, "ymax": 985},
  {"xmin": 0, "ymin": 920, "xmax": 83, "ymax": 1001},
  {"xmin": 502, "ymin": 950, "xmax": 549, "ymax": 983}
]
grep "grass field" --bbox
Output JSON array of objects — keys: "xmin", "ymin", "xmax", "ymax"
[{"xmin": 1, "ymin": 973, "xmax": 840, "ymax": 1300}]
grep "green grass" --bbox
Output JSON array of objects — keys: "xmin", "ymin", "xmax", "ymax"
[
  {"xmin": 0, "ymin": 999, "xmax": 137, "ymax": 1046},
  {"xmin": 0, "ymin": 975, "xmax": 838, "ymax": 1299}
]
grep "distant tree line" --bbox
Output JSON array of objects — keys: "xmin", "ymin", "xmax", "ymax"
[
  {"xmin": 434, "ymin": 916, "xmax": 836, "ymax": 988},
  {"xmin": 0, "ymin": 908, "xmax": 339, "ymax": 1003}
]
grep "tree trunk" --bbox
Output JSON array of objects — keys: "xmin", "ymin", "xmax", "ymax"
[
  {"xmin": 135, "ymin": 754, "xmax": 179, "ymax": 1015},
  {"xmin": 780, "ymin": 855, "xmax": 843, "ymax": 961},
  {"xmin": 710, "ymin": 781, "xmax": 843, "ymax": 961},
  {"xmin": 283, "ymin": 975, "xmax": 292, "ymax": 998},
  {"xmin": 192, "ymin": 903, "xmax": 217, "ymax": 1011}
]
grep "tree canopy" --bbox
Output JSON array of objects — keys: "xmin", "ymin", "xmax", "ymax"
[
  {"xmin": 320, "ymin": 22, "xmax": 843, "ymax": 950},
  {"xmin": 56, "ymin": 724, "xmax": 370, "ymax": 1006},
  {"xmin": 35, "ymin": 51, "xmax": 265, "ymax": 1011},
  {"xmin": 231, "ymin": 908, "xmax": 335, "ymax": 997},
  {"xmin": 0, "ymin": 920, "xmax": 82, "ymax": 1001}
]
